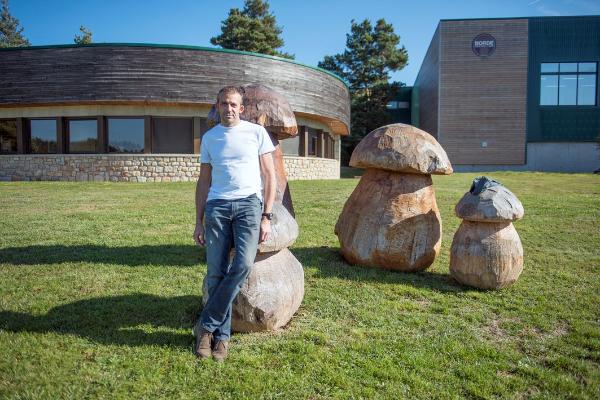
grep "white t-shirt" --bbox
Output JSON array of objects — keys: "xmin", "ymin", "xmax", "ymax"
[{"xmin": 200, "ymin": 120, "xmax": 275, "ymax": 201}]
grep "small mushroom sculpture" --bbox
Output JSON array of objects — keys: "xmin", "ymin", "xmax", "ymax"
[
  {"xmin": 450, "ymin": 177, "xmax": 525, "ymax": 289},
  {"xmin": 335, "ymin": 123, "xmax": 453, "ymax": 272},
  {"xmin": 203, "ymin": 84, "xmax": 304, "ymax": 331}
]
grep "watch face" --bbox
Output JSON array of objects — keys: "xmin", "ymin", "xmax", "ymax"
[{"xmin": 262, "ymin": 213, "xmax": 273, "ymax": 220}]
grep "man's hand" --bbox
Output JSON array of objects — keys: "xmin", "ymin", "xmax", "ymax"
[
  {"xmin": 193, "ymin": 223, "xmax": 206, "ymax": 246},
  {"xmin": 259, "ymin": 218, "xmax": 271, "ymax": 243}
]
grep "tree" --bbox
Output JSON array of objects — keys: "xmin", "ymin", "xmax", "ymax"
[
  {"xmin": 210, "ymin": 0, "xmax": 293, "ymax": 59},
  {"xmin": 74, "ymin": 25, "xmax": 93, "ymax": 45},
  {"xmin": 0, "ymin": 0, "xmax": 29, "ymax": 48},
  {"xmin": 319, "ymin": 19, "xmax": 408, "ymax": 164}
]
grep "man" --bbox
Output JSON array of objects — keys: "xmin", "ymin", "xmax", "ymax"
[{"xmin": 192, "ymin": 86, "xmax": 276, "ymax": 362}]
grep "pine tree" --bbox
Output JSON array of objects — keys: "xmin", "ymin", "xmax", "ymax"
[
  {"xmin": 0, "ymin": 0, "xmax": 30, "ymax": 48},
  {"xmin": 210, "ymin": 0, "xmax": 293, "ymax": 59},
  {"xmin": 74, "ymin": 25, "xmax": 93, "ymax": 45},
  {"xmin": 319, "ymin": 19, "xmax": 408, "ymax": 164}
]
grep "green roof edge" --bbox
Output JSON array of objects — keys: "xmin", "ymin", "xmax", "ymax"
[
  {"xmin": 0, "ymin": 42, "xmax": 349, "ymax": 89},
  {"xmin": 440, "ymin": 14, "xmax": 599, "ymax": 22}
]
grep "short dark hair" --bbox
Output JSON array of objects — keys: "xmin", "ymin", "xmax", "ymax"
[{"xmin": 217, "ymin": 86, "xmax": 245, "ymax": 103}]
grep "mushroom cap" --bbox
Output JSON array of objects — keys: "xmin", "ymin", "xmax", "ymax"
[
  {"xmin": 455, "ymin": 177, "xmax": 524, "ymax": 222},
  {"xmin": 349, "ymin": 123, "xmax": 453, "ymax": 175},
  {"xmin": 207, "ymin": 84, "xmax": 298, "ymax": 140}
]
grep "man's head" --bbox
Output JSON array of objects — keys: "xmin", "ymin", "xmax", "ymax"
[{"xmin": 216, "ymin": 86, "xmax": 245, "ymax": 127}]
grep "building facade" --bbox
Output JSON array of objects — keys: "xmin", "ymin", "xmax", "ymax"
[
  {"xmin": 0, "ymin": 44, "xmax": 350, "ymax": 181},
  {"xmin": 411, "ymin": 16, "xmax": 600, "ymax": 172}
]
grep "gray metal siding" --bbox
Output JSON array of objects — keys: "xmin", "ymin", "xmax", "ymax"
[{"xmin": 527, "ymin": 16, "xmax": 600, "ymax": 142}]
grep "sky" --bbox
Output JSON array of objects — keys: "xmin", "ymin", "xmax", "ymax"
[{"xmin": 9, "ymin": 0, "xmax": 600, "ymax": 85}]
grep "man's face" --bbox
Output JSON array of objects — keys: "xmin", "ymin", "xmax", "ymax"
[{"xmin": 217, "ymin": 92, "xmax": 244, "ymax": 127}]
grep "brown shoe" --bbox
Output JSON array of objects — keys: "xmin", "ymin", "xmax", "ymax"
[
  {"xmin": 193, "ymin": 324, "xmax": 212, "ymax": 359},
  {"xmin": 212, "ymin": 340, "xmax": 229, "ymax": 362}
]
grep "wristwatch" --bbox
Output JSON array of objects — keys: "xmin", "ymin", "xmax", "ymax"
[{"xmin": 261, "ymin": 212, "xmax": 273, "ymax": 221}]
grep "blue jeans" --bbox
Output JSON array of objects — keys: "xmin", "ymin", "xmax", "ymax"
[{"xmin": 198, "ymin": 194, "xmax": 262, "ymax": 341}]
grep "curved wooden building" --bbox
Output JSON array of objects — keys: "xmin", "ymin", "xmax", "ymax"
[{"xmin": 0, "ymin": 44, "xmax": 350, "ymax": 182}]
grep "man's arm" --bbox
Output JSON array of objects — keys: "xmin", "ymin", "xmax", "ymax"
[
  {"xmin": 193, "ymin": 163, "xmax": 212, "ymax": 246},
  {"xmin": 259, "ymin": 152, "xmax": 276, "ymax": 243}
]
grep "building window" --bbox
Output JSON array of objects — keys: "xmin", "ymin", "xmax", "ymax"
[
  {"xmin": 308, "ymin": 129, "xmax": 318, "ymax": 156},
  {"xmin": 107, "ymin": 118, "xmax": 144, "ymax": 153},
  {"xmin": 30, "ymin": 119, "xmax": 57, "ymax": 154},
  {"xmin": 386, "ymin": 101, "xmax": 410, "ymax": 110},
  {"xmin": 68, "ymin": 119, "xmax": 98, "ymax": 153},
  {"xmin": 540, "ymin": 62, "xmax": 597, "ymax": 106},
  {"xmin": 280, "ymin": 135, "xmax": 300, "ymax": 156},
  {"xmin": 0, "ymin": 119, "xmax": 17, "ymax": 154},
  {"xmin": 326, "ymin": 134, "xmax": 335, "ymax": 159},
  {"xmin": 152, "ymin": 117, "xmax": 193, "ymax": 153}
]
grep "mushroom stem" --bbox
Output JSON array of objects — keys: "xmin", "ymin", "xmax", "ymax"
[
  {"xmin": 335, "ymin": 168, "xmax": 442, "ymax": 271},
  {"xmin": 268, "ymin": 133, "xmax": 295, "ymax": 217},
  {"xmin": 450, "ymin": 220, "xmax": 524, "ymax": 289}
]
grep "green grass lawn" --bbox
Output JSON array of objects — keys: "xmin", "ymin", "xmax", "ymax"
[{"xmin": 0, "ymin": 172, "xmax": 599, "ymax": 399}]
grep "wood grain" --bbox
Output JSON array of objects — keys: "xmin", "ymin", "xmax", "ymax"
[{"xmin": 0, "ymin": 46, "xmax": 350, "ymax": 135}]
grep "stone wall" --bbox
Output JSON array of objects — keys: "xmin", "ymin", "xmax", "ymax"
[
  {"xmin": 283, "ymin": 156, "xmax": 340, "ymax": 180},
  {"xmin": 0, "ymin": 154, "xmax": 340, "ymax": 182},
  {"xmin": 0, "ymin": 154, "xmax": 201, "ymax": 182}
]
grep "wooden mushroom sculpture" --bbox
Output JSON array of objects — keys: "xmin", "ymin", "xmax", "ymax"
[
  {"xmin": 450, "ymin": 177, "xmax": 524, "ymax": 289},
  {"xmin": 335, "ymin": 123, "xmax": 453, "ymax": 272},
  {"xmin": 204, "ymin": 84, "xmax": 304, "ymax": 331}
]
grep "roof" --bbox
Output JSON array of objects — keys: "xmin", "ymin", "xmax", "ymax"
[{"xmin": 0, "ymin": 42, "xmax": 349, "ymax": 88}]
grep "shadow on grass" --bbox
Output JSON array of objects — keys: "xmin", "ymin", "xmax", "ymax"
[
  {"xmin": 0, "ymin": 294, "xmax": 202, "ymax": 347},
  {"xmin": 0, "ymin": 245, "xmax": 204, "ymax": 267},
  {"xmin": 340, "ymin": 166, "xmax": 365, "ymax": 179},
  {"xmin": 290, "ymin": 246, "xmax": 467, "ymax": 294}
]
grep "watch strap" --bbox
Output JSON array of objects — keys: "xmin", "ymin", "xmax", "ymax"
[{"xmin": 261, "ymin": 212, "xmax": 273, "ymax": 220}]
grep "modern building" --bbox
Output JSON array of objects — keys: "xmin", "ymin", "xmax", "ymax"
[
  {"xmin": 410, "ymin": 15, "xmax": 599, "ymax": 172},
  {"xmin": 0, "ymin": 44, "xmax": 350, "ymax": 181}
]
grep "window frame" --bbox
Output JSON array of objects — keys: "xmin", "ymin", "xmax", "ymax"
[
  {"xmin": 151, "ymin": 116, "xmax": 194, "ymax": 154},
  {"xmin": 0, "ymin": 118, "xmax": 19, "ymax": 154},
  {"xmin": 540, "ymin": 61, "xmax": 598, "ymax": 107},
  {"xmin": 105, "ymin": 116, "xmax": 146, "ymax": 154},
  {"xmin": 66, "ymin": 117, "xmax": 99, "ymax": 154},
  {"xmin": 28, "ymin": 118, "xmax": 58, "ymax": 154}
]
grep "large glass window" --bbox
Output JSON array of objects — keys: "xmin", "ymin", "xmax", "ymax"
[
  {"xmin": 68, "ymin": 119, "xmax": 97, "ymax": 153},
  {"xmin": 540, "ymin": 75, "xmax": 558, "ymax": 105},
  {"xmin": 0, "ymin": 119, "xmax": 17, "ymax": 153},
  {"xmin": 559, "ymin": 75, "xmax": 577, "ymax": 105},
  {"xmin": 152, "ymin": 118, "xmax": 193, "ymax": 153},
  {"xmin": 108, "ymin": 118, "xmax": 144, "ymax": 153},
  {"xmin": 578, "ymin": 74, "xmax": 597, "ymax": 105},
  {"xmin": 30, "ymin": 119, "xmax": 57, "ymax": 153},
  {"xmin": 540, "ymin": 62, "xmax": 597, "ymax": 106}
]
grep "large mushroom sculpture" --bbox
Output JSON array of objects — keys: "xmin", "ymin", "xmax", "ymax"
[
  {"xmin": 203, "ymin": 84, "xmax": 303, "ymax": 331},
  {"xmin": 450, "ymin": 177, "xmax": 525, "ymax": 289},
  {"xmin": 335, "ymin": 123, "xmax": 453, "ymax": 272}
]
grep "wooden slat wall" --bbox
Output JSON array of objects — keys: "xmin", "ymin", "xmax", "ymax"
[
  {"xmin": 439, "ymin": 19, "xmax": 528, "ymax": 165},
  {"xmin": 413, "ymin": 25, "xmax": 440, "ymax": 138},
  {"xmin": 0, "ymin": 46, "xmax": 350, "ymax": 136}
]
